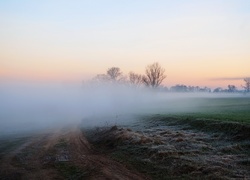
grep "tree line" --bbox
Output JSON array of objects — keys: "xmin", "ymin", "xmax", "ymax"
[
  {"xmin": 90, "ymin": 62, "xmax": 250, "ymax": 93},
  {"xmin": 213, "ymin": 78, "xmax": 250, "ymax": 93},
  {"xmin": 93, "ymin": 62, "xmax": 166, "ymax": 88}
]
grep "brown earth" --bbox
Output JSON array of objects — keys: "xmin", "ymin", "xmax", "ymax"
[{"xmin": 0, "ymin": 126, "xmax": 148, "ymax": 180}]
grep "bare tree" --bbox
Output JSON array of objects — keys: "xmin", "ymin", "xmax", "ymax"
[
  {"xmin": 228, "ymin": 85, "xmax": 237, "ymax": 92},
  {"xmin": 242, "ymin": 78, "xmax": 250, "ymax": 92},
  {"xmin": 107, "ymin": 67, "xmax": 122, "ymax": 81},
  {"xmin": 142, "ymin": 62, "xmax": 166, "ymax": 88},
  {"xmin": 93, "ymin": 74, "xmax": 109, "ymax": 82},
  {"xmin": 129, "ymin": 72, "xmax": 143, "ymax": 87},
  {"xmin": 93, "ymin": 67, "xmax": 125, "ymax": 84}
]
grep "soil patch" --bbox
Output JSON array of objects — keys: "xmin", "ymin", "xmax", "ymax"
[{"xmin": 0, "ymin": 126, "xmax": 147, "ymax": 180}]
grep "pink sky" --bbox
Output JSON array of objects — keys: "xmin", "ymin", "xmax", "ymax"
[{"xmin": 1, "ymin": 1, "xmax": 250, "ymax": 89}]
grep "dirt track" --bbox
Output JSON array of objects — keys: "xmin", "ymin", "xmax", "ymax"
[
  {"xmin": 0, "ymin": 126, "xmax": 147, "ymax": 180},
  {"xmin": 0, "ymin": 117, "xmax": 250, "ymax": 180}
]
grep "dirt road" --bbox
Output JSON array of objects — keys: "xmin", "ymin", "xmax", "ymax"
[{"xmin": 0, "ymin": 126, "xmax": 147, "ymax": 180}]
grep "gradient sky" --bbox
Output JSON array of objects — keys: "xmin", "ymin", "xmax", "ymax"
[{"xmin": 1, "ymin": 0, "xmax": 250, "ymax": 88}]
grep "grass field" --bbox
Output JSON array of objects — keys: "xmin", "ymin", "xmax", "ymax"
[
  {"xmin": 92, "ymin": 96, "xmax": 250, "ymax": 179},
  {"xmin": 165, "ymin": 96, "xmax": 250, "ymax": 124},
  {"xmin": 0, "ymin": 95, "xmax": 249, "ymax": 179}
]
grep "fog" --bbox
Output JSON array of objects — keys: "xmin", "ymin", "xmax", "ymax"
[{"xmin": 0, "ymin": 81, "xmax": 245, "ymax": 135}]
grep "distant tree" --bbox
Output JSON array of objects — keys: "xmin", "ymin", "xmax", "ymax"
[
  {"xmin": 198, "ymin": 87, "xmax": 211, "ymax": 93},
  {"xmin": 213, "ymin": 87, "xmax": 222, "ymax": 93},
  {"xmin": 228, "ymin": 85, "xmax": 237, "ymax": 92},
  {"xmin": 93, "ymin": 74, "xmax": 109, "ymax": 82},
  {"xmin": 170, "ymin": 84, "xmax": 188, "ymax": 92},
  {"xmin": 187, "ymin": 86, "xmax": 200, "ymax": 92},
  {"xmin": 93, "ymin": 67, "xmax": 125, "ymax": 83},
  {"xmin": 142, "ymin": 62, "xmax": 166, "ymax": 88},
  {"xmin": 129, "ymin": 72, "xmax": 143, "ymax": 87},
  {"xmin": 187, "ymin": 86, "xmax": 195, "ymax": 92},
  {"xmin": 242, "ymin": 78, "xmax": 250, "ymax": 92},
  {"xmin": 169, "ymin": 85, "xmax": 211, "ymax": 93},
  {"xmin": 107, "ymin": 67, "xmax": 123, "ymax": 81}
]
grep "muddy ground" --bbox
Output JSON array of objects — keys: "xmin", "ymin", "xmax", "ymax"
[{"xmin": 0, "ymin": 116, "xmax": 249, "ymax": 179}]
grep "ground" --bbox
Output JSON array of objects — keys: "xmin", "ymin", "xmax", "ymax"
[
  {"xmin": 0, "ymin": 126, "xmax": 146, "ymax": 180},
  {"xmin": 0, "ymin": 116, "xmax": 249, "ymax": 179}
]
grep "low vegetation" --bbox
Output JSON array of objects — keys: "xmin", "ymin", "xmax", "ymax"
[
  {"xmin": 84, "ymin": 97, "xmax": 250, "ymax": 179},
  {"xmin": 171, "ymin": 96, "xmax": 250, "ymax": 124},
  {"xmin": 87, "ymin": 116, "xmax": 250, "ymax": 179},
  {"xmin": 0, "ymin": 96, "xmax": 249, "ymax": 179}
]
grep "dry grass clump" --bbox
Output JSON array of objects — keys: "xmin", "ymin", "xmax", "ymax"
[
  {"xmin": 86, "ymin": 118, "xmax": 250, "ymax": 179},
  {"xmin": 91, "ymin": 126, "xmax": 166, "ymax": 147}
]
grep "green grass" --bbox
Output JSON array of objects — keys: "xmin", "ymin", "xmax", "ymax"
[
  {"xmin": 86, "ymin": 96, "xmax": 250, "ymax": 179},
  {"xmin": 168, "ymin": 97, "xmax": 250, "ymax": 124},
  {"xmin": 136, "ymin": 97, "xmax": 250, "ymax": 141},
  {"xmin": 87, "ymin": 97, "xmax": 250, "ymax": 179}
]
